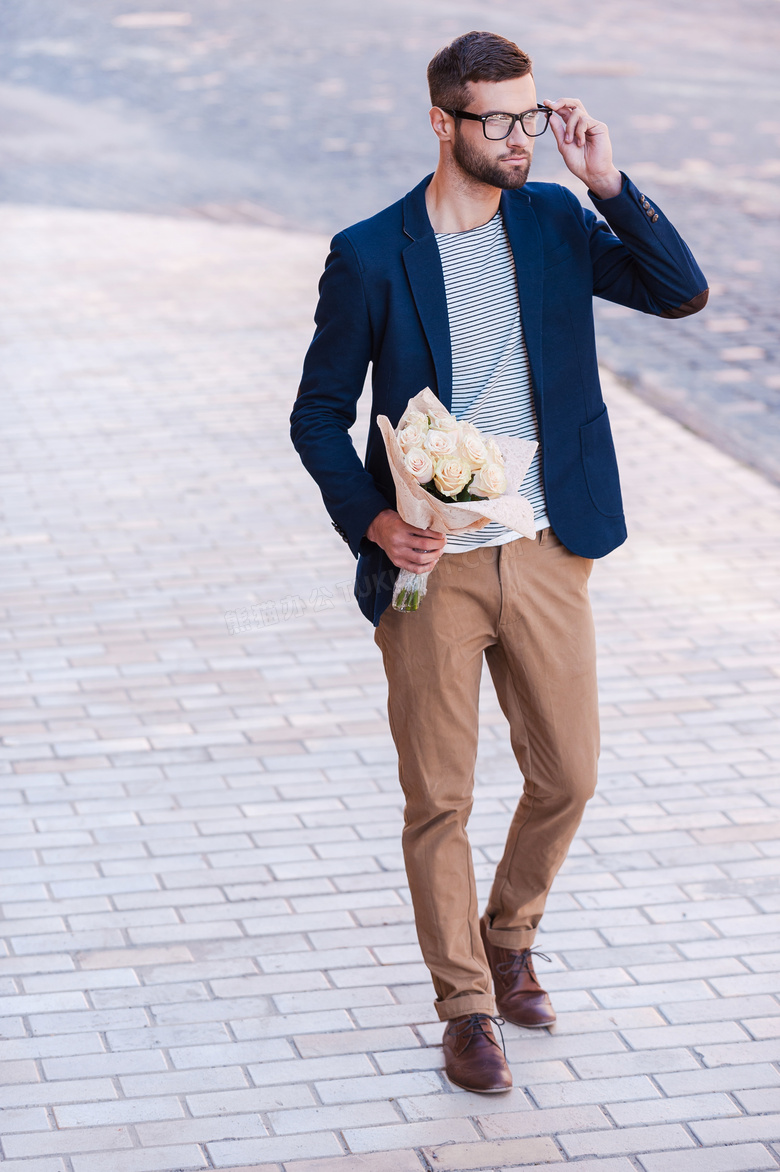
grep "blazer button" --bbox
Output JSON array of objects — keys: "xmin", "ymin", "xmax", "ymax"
[{"xmin": 652, "ymin": 213, "xmax": 659, "ymax": 222}]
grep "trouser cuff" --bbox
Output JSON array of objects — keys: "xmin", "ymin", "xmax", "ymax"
[
  {"xmin": 485, "ymin": 923, "xmax": 538, "ymax": 951},
  {"xmin": 436, "ymin": 993, "xmax": 496, "ymax": 1022}
]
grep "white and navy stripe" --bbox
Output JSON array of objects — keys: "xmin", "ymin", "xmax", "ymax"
[{"xmin": 435, "ymin": 210, "xmax": 549, "ymax": 553}]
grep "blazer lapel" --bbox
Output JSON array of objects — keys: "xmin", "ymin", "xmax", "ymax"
[
  {"xmin": 501, "ymin": 191, "xmax": 544, "ymax": 403},
  {"xmin": 402, "ymin": 240, "xmax": 452, "ymax": 409},
  {"xmin": 401, "ymin": 176, "xmax": 452, "ymax": 409}
]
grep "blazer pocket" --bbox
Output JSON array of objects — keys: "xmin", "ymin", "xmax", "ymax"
[
  {"xmin": 543, "ymin": 242, "xmax": 573, "ymax": 270},
  {"xmin": 580, "ymin": 404, "xmax": 624, "ymax": 518}
]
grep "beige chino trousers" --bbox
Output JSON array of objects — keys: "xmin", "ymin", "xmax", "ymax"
[{"xmin": 374, "ymin": 529, "xmax": 600, "ymax": 1021}]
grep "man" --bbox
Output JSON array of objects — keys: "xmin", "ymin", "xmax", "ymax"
[{"xmin": 290, "ymin": 31, "xmax": 707, "ymax": 1093}]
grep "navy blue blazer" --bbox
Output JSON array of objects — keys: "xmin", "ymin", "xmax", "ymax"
[{"xmin": 291, "ymin": 172, "xmax": 708, "ymax": 626}]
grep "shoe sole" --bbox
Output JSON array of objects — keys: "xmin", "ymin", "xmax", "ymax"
[
  {"xmin": 497, "ymin": 1004, "xmax": 556, "ymax": 1029},
  {"xmin": 500, "ymin": 1017, "xmax": 556, "ymax": 1029},
  {"xmin": 445, "ymin": 1072, "xmax": 513, "ymax": 1094}
]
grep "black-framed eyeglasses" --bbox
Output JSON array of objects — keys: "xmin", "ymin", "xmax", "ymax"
[{"xmin": 443, "ymin": 104, "xmax": 553, "ymax": 140}]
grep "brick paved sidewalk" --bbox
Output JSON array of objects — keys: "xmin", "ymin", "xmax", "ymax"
[{"xmin": 1, "ymin": 204, "xmax": 779, "ymax": 1172}]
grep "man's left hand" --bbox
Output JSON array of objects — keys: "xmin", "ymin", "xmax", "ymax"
[{"xmin": 544, "ymin": 98, "xmax": 623, "ymax": 200}]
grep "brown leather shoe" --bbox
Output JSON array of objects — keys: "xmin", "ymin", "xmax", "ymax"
[
  {"xmin": 480, "ymin": 916, "xmax": 556, "ymax": 1029},
  {"xmin": 442, "ymin": 1013, "xmax": 513, "ymax": 1093}
]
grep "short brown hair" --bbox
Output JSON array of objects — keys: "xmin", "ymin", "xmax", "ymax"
[{"xmin": 427, "ymin": 31, "xmax": 533, "ymax": 111}]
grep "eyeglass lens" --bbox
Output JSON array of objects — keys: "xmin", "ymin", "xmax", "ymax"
[{"xmin": 484, "ymin": 110, "xmax": 550, "ymax": 139}]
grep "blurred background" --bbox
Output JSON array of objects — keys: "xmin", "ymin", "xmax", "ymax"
[{"xmin": 3, "ymin": 0, "xmax": 778, "ymax": 479}]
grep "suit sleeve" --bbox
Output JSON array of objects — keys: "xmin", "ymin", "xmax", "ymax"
[
  {"xmin": 563, "ymin": 173, "xmax": 709, "ymax": 317},
  {"xmin": 290, "ymin": 232, "xmax": 392, "ymax": 559}
]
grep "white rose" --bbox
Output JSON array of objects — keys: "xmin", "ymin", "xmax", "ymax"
[
  {"xmin": 460, "ymin": 431, "xmax": 488, "ymax": 471},
  {"xmin": 433, "ymin": 455, "xmax": 472, "ymax": 497},
  {"xmin": 424, "ymin": 428, "xmax": 459, "ymax": 458},
  {"xmin": 403, "ymin": 446, "xmax": 434, "ymax": 485},
  {"xmin": 427, "ymin": 410, "xmax": 459, "ymax": 433},
  {"xmin": 484, "ymin": 436, "xmax": 505, "ymax": 466},
  {"xmin": 399, "ymin": 408, "xmax": 429, "ymax": 434},
  {"xmin": 398, "ymin": 424, "xmax": 427, "ymax": 453},
  {"xmin": 470, "ymin": 462, "xmax": 508, "ymax": 499}
]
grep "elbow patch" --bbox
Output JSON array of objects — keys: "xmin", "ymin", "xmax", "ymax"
[{"xmin": 659, "ymin": 289, "xmax": 709, "ymax": 318}]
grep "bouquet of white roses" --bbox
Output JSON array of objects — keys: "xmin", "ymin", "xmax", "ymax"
[{"xmin": 377, "ymin": 388, "xmax": 538, "ymax": 611}]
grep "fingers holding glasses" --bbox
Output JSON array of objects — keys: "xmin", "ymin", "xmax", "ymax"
[
  {"xmin": 542, "ymin": 97, "xmax": 620, "ymax": 196},
  {"xmin": 544, "ymin": 97, "xmax": 597, "ymax": 147}
]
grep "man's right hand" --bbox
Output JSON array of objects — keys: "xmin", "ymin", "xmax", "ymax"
[{"xmin": 366, "ymin": 509, "xmax": 446, "ymax": 572}]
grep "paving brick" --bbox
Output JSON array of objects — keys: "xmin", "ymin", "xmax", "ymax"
[
  {"xmin": 534, "ymin": 1005, "xmax": 665, "ymax": 1036},
  {"xmin": 478, "ymin": 1105, "xmax": 611, "ymax": 1139},
  {"xmin": 398, "ymin": 1087, "xmax": 531, "ymax": 1122},
  {"xmin": 0, "ymin": 991, "xmax": 87, "ymax": 1016},
  {"xmin": 70, "ymin": 1148, "xmax": 208, "ymax": 1172},
  {"xmin": 270, "ymin": 1101, "xmax": 400, "ymax": 1134},
  {"xmin": 606, "ymin": 1091, "xmax": 739, "ymax": 1126},
  {"xmin": 619, "ymin": 1020, "xmax": 749, "ymax": 1050},
  {"xmin": 373, "ymin": 1047, "xmax": 446, "ymax": 1074},
  {"xmin": 502, "ymin": 1162, "xmax": 635, "ymax": 1172},
  {"xmin": 528, "ymin": 1075, "xmax": 660, "ymax": 1109},
  {"xmin": 743, "ymin": 1015, "xmax": 780, "ymax": 1041},
  {"xmin": 1, "ymin": 1034, "xmax": 104, "ymax": 1063},
  {"xmin": 107, "ymin": 1022, "xmax": 233, "ymax": 1051},
  {"xmin": 315, "ymin": 1071, "xmax": 442, "ymax": 1104},
  {"xmin": 691, "ymin": 1114, "xmax": 780, "ymax": 1144},
  {"xmin": 660, "ymin": 994, "xmax": 779, "ymax": 1024},
  {"xmin": 258, "ymin": 947, "xmax": 375, "ymax": 973},
  {"xmin": 593, "ymin": 978, "xmax": 715, "ymax": 1009},
  {"xmin": 79, "ymin": 946, "xmax": 194, "ymax": 969},
  {"xmin": 657, "ymin": 1063, "xmax": 780, "ymax": 1096},
  {"xmin": 170, "ymin": 1037, "xmax": 293, "ymax": 1069},
  {"xmin": 0, "ymin": 1079, "xmax": 118, "ymax": 1109},
  {"xmin": 294, "ymin": 1026, "xmax": 419, "ymax": 1058},
  {"xmin": 22, "ymin": 969, "xmax": 140, "ymax": 994},
  {"xmin": 208, "ymin": 1133, "xmax": 344, "ymax": 1166},
  {"xmin": 249, "ymin": 1053, "xmax": 375, "ymax": 1086},
  {"xmin": 638, "ymin": 1146, "xmax": 778, "ymax": 1172},
  {"xmin": 0, "ymin": 1059, "xmax": 40, "ymax": 1086},
  {"xmin": 283, "ymin": 1152, "xmax": 423, "ymax": 1172},
  {"xmin": 54, "ymin": 1096, "xmax": 185, "ymax": 1127},
  {"xmin": 344, "ymin": 1118, "xmax": 480, "ymax": 1153},
  {"xmin": 561, "ymin": 1122, "xmax": 696, "ymax": 1158},
  {"xmin": 136, "ymin": 1114, "xmax": 270, "ymax": 1145},
  {"xmin": 272, "ymin": 986, "xmax": 394, "ymax": 1014},
  {"xmin": 352, "ymin": 1001, "xmax": 440, "ymax": 1028},
  {"xmin": 2, "ymin": 1125, "xmax": 135, "ymax": 1159},
  {"xmin": 42, "ymin": 1051, "xmax": 169, "ymax": 1080},
  {"xmin": 422, "ymin": 1136, "xmax": 562, "ymax": 1168},
  {"xmin": 0, "ymin": 1106, "xmax": 51, "ymax": 1133},
  {"xmin": 0, "ymin": 1161, "xmax": 68, "ymax": 1172},
  {"xmin": 120, "ymin": 1067, "xmax": 249, "ymax": 1097},
  {"xmin": 569, "ymin": 1047, "xmax": 699, "ymax": 1080},
  {"xmin": 694, "ymin": 1038, "xmax": 780, "ymax": 1066}
]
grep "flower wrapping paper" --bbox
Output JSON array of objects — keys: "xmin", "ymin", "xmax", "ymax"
[{"xmin": 377, "ymin": 387, "xmax": 538, "ymax": 540}]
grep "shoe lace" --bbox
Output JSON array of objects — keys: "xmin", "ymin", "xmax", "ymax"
[
  {"xmin": 449, "ymin": 1012, "xmax": 507, "ymax": 1059},
  {"xmin": 495, "ymin": 947, "xmax": 552, "ymax": 984}
]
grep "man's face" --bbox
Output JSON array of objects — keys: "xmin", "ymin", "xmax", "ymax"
[{"xmin": 450, "ymin": 75, "xmax": 539, "ymax": 189}]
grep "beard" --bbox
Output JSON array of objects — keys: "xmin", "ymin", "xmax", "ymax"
[{"xmin": 452, "ymin": 127, "xmax": 531, "ymax": 189}]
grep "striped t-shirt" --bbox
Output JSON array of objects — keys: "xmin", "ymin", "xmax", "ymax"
[{"xmin": 435, "ymin": 209, "xmax": 549, "ymax": 553}]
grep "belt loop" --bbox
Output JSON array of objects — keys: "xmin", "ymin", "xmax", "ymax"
[{"xmin": 538, "ymin": 528, "xmax": 547, "ymax": 546}]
